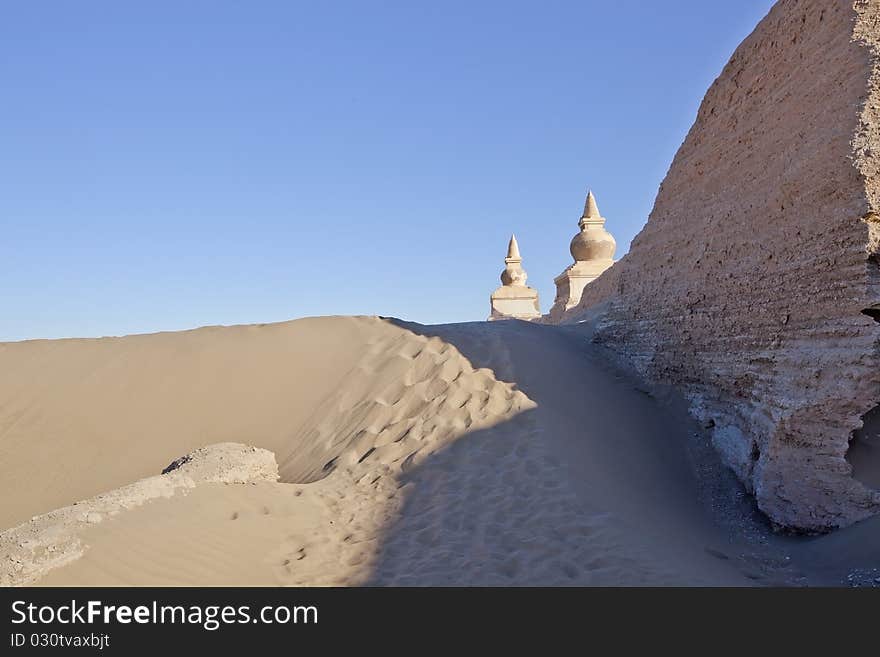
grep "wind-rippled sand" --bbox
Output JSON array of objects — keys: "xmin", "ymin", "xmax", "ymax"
[{"xmin": 2, "ymin": 316, "xmax": 878, "ymax": 586}]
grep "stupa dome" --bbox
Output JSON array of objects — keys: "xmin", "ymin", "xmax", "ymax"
[{"xmin": 570, "ymin": 191, "xmax": 617, "ymax": 262}]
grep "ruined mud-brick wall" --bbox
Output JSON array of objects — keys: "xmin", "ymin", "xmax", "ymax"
[{"xmin": 558, "ymin": 0, "xmax": 880, "ymax": 531}]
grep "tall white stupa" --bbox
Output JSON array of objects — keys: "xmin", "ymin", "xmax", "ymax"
[{"xmin": 547, "ymin": 191, "xmax": 616, "ymax": 320}]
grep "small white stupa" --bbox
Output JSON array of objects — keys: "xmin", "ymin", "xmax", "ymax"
[
  {"xmin": 548, "ymin": 191, "xmax": 616, "ymax": 320},
  {"xmin": 488, "ymin": 234, "xmax": 542, "ymax": 321}
]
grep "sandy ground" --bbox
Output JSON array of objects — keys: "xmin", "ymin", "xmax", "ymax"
[{"xmin": 1, "ymin": 316, "xmax": 879, "ymax": 586}]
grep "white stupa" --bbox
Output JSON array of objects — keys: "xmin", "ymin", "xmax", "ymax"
[
  {"xmin": 548, "ymin": 191, "xmax": 616, "ymax": 320},
  {"xmin": 488, "ymin": 234, "xmax": 542, "ymax": 321}
]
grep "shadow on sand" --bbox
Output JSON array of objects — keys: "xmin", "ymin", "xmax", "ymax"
[{"xmin": 364, "ymin": 318, "xmax": 789, "ymax": 586}]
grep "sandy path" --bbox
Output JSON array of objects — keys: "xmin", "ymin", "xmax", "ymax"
[{"xmin": 368, "ymin": 320, "xmax": 764, "ymax": 585}]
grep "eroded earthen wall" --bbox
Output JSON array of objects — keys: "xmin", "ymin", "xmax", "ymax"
[{"xmin": 558, "ymin": 0, "xmax": 880, "ymax": 531}]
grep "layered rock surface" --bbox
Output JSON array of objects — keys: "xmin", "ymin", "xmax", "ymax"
[{"xmin": 555, "ymin": 0, "xmax": 880, "ymax": 531}]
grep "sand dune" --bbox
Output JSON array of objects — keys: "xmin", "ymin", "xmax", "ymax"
[
  {"xmin": 0, "ymin": 316, "xmax": 374, "ymax": 530},
  {"xmin": 1, "ymin": 316, "xmax": 879, "ymax": 586},
  {"xmin": 0, "ymin": 443, "xmax": 279, "ymax": 586}
]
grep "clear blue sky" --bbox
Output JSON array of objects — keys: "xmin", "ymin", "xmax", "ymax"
[{"xmin": 1, "ymin": 0, "xmax": 775, "ymax": 341}]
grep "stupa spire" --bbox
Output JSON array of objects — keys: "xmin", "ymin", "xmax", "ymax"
[
  {"xmin": 506, "ymin": 234, "xmax": 522, "ymax": 262},
  {"xmin": 582, "ymin": 190, "xmax": 601, "ymax": 221}
]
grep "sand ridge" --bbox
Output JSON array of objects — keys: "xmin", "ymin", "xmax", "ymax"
[
  {"xmin": 0, "ymin": 317, "xmax": 535, "ymax": 585},
  {"xmin": 3, "ymin": 316, "xmax": 880, "ymax": 586}
]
